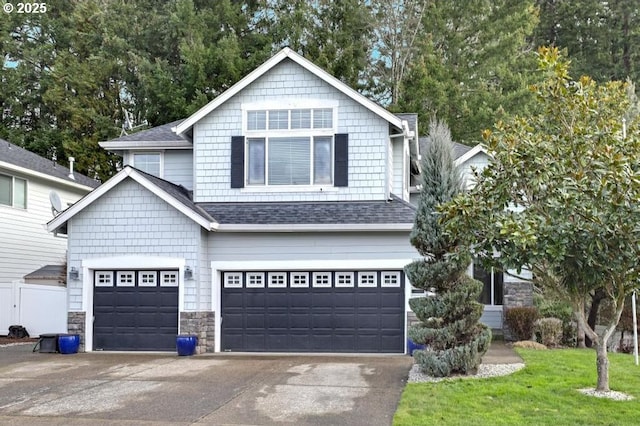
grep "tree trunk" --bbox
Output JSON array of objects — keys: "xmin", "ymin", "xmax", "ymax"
[
  {"xmin": 595, "ymin": 342, "xmax": 610, "ymax": 392},
  {"xmin": 577, "ymin": 326, "xmax": 586, "ymax": 348},
  {"xmin": 586, "ymin": 289, "xmax": 606, "ymax": 347}
]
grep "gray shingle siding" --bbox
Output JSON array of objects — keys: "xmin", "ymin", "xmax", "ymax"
[{"xmin": 66, "ymin": 178, "xmax": 202, "ymax": 310}]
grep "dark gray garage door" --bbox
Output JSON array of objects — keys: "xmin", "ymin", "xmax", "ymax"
[
  {"xmin": 93, "ymin": 270, "xmax": 179, "ymax": 351},
  {"xmin": 221, "ymin": 270, "xmax": 405, "ymax": 353}
]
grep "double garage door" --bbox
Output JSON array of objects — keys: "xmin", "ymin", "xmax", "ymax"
[
  {"xmin": 93, "ymin": 270, "xmax": 179, "ymax": 351},
  {"xmin": 221, "ymin": 270, "xmax": 406, "ymax": 353}
]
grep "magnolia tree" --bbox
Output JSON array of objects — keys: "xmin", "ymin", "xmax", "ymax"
[
  {"xmin": 442, "ymin": 47, "xmax": 640, "ymax": 392},
  {"xmin": 406, "ymin": 118, "xmax": 491, "ymax": 377}
]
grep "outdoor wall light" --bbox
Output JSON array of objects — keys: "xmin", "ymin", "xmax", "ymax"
[
  {"xmin": 184, "ymin": 266, "xmax": 193, "ymax": 280},
  {"xmin": 69, "ymin": 267, "xmax": 79, "ymax": 281}
]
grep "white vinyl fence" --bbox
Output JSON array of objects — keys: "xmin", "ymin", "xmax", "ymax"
[{"xmin": 0, "ymin": 282, "xmax": 67, "ymax": 337}]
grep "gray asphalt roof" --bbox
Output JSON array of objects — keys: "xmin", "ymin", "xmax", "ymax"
[
  {"xmin": 104, "ymin": 120, "xmax": 184, "ymax": 143},
  {"xmin": 199, "ymin": 196, "xmax": 416, "ymax": 225},
  {"xmin": 418, "ymin": 136, "xmax": 472, "ymax": 160},
  {"xmin": 395, "ymin": 113, "xmax": 418, "ymax": 136},
  {"xmin": 0, "ymin": 139, "xmax": 100, "ymax": 188},
  {"xmin": 133, "ymin": 167, "xmax": 214, "ymax": 223},
  {"xmin": 23, "ymin": 264, "xmax": 65, "ymax": 280}
]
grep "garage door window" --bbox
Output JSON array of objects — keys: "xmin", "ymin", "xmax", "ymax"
[
  {"xmin": 358, "ymin": 272, "xmax": 377, "ymax": 288},
  {"xmin": 336, "ymin": 272, "xmax": 354, "ymax": 287},
  {"xmin": 268, "ymin": 272, "xmax": 287, "ymax": 288},
  {"xmin": 224, "ymin": 272, "xmax": 243, "ymax": 288},
  {"xmin": 138, "ymin": 271, "xmax": 157, "ymax": 287},
  {"xmin": 95, "ymin": 271, "xmax": 113, "ymax": 287},
  {"xmin": 160, "ymin": 271, "xmax": 179, "ymax": 287},
  {"xmin": 382, "ymin": 272, "xmax": 401, "ymax": 287},
  {"xmin": 291, "ymin": 272, "xmax": 309, "ymax": 288},
  {"xmin": 312, "ymin": 272, "xmax": 332, "ymax": 288},
  {"xmin": 247, "ymin": 272, "xmax": 265, "ymax": 288},
  {"xmin": 117, "ymin": 271, "xmax": 135, "ymax": 286}
]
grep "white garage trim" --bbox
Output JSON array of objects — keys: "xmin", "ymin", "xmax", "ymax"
[
  {"xmin": 210, "ymin": 258, "xmax": 414, "ymax": 353},
  {"xmin": 81, "ymin": 256, "xmax": 186, "ymax": 352}
]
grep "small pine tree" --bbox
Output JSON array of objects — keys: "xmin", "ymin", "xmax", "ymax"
[{"xmin": 405, "ymin": 118, "xmax": 491, "ymax": 377}]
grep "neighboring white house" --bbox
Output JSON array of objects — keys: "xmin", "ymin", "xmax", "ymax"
[
  {"xmin": 0, "ymin": 140, "xmax": 99, "ymax": 335},
  {"xmin": 47, "ymin": 48, "xmax": 525, "ymax": 353}
]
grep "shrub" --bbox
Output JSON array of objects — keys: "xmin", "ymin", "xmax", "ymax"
[
  {"xmin": 513, "ymin": 340, "xmax": 547, "ymax": 350},
  {"xmin": 505, "ymin": 307, "xmax": 538, "ymax": 341},
  {"xmin": 535, "ymin": 317, "xmax": 563, "ymax": 347},
  {"xmin": 535, "ymin": 296, "xmax": 576, "ymax": 346}
]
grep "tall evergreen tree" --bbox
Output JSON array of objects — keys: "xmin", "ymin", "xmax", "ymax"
[
  {"xmin": 395, "ymin": 0, "xmax": 539, "ymax": 143},
  {"xmin": 406, "ymin": 118, "xmax": 491, "ymax": 377}
]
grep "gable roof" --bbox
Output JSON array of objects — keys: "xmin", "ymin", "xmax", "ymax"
[
  {"xmin": 418, "ymin": 136, "xmax": 473, "ymax": 161},
  {"xmin": 199, "ymin": 195, "xmax": 416, "ymax": 231},
  {"xmin": 0, "ymin": 139, "xmax": 100, "ymax": 189},
  {"xmin": 99, "ymin": 120, "xmax": 191, "ymax": 150},
  {"xmin": 47, "ymin": 166, "xmax": 217, "ymax": 234},
  {"xmin": 175, "ymin": 48, "xmax": 405, "ymax": 138},
  {"xmin": 453, "ymin": 144, "xmax": 489, "ymax": 166}
]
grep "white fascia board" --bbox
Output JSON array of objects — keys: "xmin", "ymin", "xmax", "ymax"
[
  {"xmin": 175, "ymin": 47, "xmax": 404, "ymax": 136},
  {"xmin": 211, "ymin": 258, "xmax": 414, "ymax": 272},
  {"xmin": 454, "ymin": 144, "xmax": 489, "ymax": 166},
  {"xmin": 0, "ymin": 161, "xmax": 95, "ymax": 192},
  {"xmin": 47, "ymin": 167, "xmax": 217, "ymax": 233},
  {"xmin": 99, "ymin": 140, "xmax": 192, "ymax": 150},
  {"xmin": 215, "ymin": 223, "xmax": 413, "ymax": 232}
]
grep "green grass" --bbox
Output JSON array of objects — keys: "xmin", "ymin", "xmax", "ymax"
[{"xmin": 394, "ymin": 349, "xmax": 640, "ymax": 426}]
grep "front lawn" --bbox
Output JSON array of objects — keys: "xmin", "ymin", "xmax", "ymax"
[{"xmin": 394, "ymin": 348, "xmax": 640, "ymax": 425}]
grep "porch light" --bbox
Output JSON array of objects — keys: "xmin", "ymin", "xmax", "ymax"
[
  {"xmin": 184, "ymin": 266, "xmax": 193, "ymax": 280},
  {"xmin": 69, "ymin": 267, "xmax": 79, "ymax": 281}
]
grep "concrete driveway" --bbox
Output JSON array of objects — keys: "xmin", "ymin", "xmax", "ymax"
[{"xmin": 0, "ymin": 343, "xmax": 412, "ymax": 425}]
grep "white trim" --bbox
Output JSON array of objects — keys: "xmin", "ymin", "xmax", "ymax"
[
  {"xmin": 99, "ymin": 140, "xmax": 192, "ymax": 150},
  {"xmin": 210, "ymin": 258, "xmax": 414, "ymax": 353},
  {"xmin": 175, "ymin": 48, "xmax": 404, "ymax": 137},
  {"xmin": 47, "ymin": 166, "xmax": 217, "ymax": 233},
  {"xmin": 216, "ymin": 223, "xmax": 413, "ymax": 232},
  {"xmin": 81, "ymin": 256, "xmax": 186, "ymax": 352},
  {"xmin": 240, "ymin": 185, "xmax": 339, "ymax": 193},
  {"xmin": 0, "ymin": 160, "xmax": 96, "ymax": 192},
  {"xmin": 454, "ymin": 144, "xmax": 489, "ymax": 167}
]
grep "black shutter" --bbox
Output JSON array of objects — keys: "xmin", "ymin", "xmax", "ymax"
[
  {"xmin": 230, "ymin": 136, "xmax": 245, "ymax": 188},
  {"xmin": 334, "ymin": 133, "xmax": 348, "ymax": 187}
]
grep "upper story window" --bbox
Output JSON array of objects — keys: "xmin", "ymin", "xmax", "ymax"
[
  {"xmin": 133, "ymin": 153, "xmax": 162, "ymax": 177},
  {"xmin": 0, "ymin": 173, "xmax": 27, "ymax": 209},
  {"xmin": 245, "ymin": 108, "xmax": 334, "ymax": 186}
]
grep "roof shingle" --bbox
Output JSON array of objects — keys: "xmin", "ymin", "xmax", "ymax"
[{"xmin": 0, "ymin": 139, "xmax": 100, "ymax": 188}]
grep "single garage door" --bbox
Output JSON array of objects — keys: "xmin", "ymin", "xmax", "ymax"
[
  {"xmin": 93, "ymin": 270, "xmax": 179, "ymax": 351},
  {"xmin": 221, "ymin": 270, "xmax": 405, "ymax": 353}
]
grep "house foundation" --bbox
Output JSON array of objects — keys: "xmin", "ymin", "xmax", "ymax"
[
  {"xmin": 68, "ymin": 311, "xmax": 86, "ymax": 352},
  {"xmin": 180, "ymin": 311, "xmax": 215, "ymax": 353}
]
